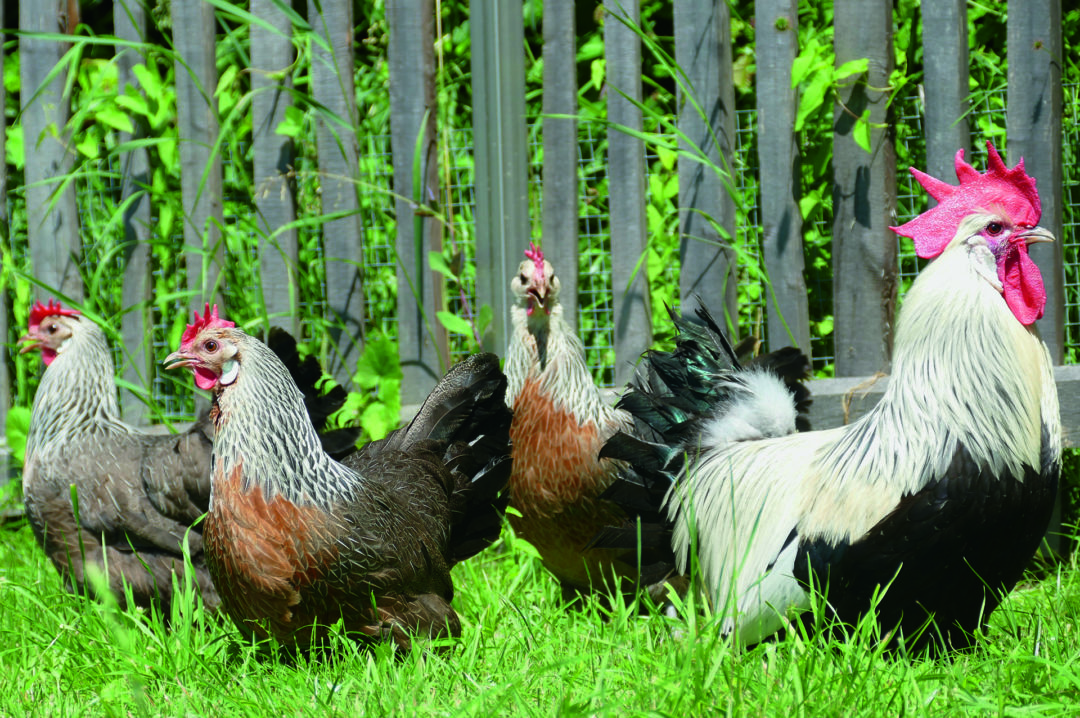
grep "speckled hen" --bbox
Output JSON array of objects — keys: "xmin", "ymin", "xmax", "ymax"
[{"xmin": 165, "ymin": 305, "xmax": 512, "ymax": 651}]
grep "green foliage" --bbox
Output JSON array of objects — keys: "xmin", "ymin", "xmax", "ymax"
[
  {"xmin": 340, "ymin": 334, "xmax": 403, "ymax": 442},
  {"xmin": 4, "ymin": 406, "xmax": 30, "ymax": 465}
]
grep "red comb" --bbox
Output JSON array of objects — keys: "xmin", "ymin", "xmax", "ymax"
[
  {"xmin": 524, "ymin": 242, "xmax": 545, "ymax": 282},
  {"xmin": 29, "ymin": 299, "xmax": 80, "ymax": 331},
  {"xmin": 891, "ymin": 141, "xmax": 1041, "ymax": 259},
  {"xmin": 180, "ymin": 303, "xmax": 234, "ymax": 349}
]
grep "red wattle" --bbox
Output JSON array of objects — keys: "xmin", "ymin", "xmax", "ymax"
[
  {"xmin": 194, "ymin": 366, "xmax": 219, "ymax": 390},
  {"xmin": 1001, "ymin": 244, "xmax": 1045, "ymax": 326}
]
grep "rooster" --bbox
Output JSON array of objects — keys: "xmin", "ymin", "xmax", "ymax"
[
  {"xmin": 18, "ymin": 300, "xmax": 358, "ymax": 616},
  {"xmin": 599, "ymin": 143, "xmax": 1060, "ymax": 652},
  {"xmin": 165, "ymin": 305, "xmax": 512, "ymax": 651}
]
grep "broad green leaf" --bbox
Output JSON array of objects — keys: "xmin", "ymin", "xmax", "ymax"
[
  {"xmin": 5, "ymin": 407, "xmax": 31, "ymax": 465},
  {"xmin": 590, "ymin": 58, "xmax": 605, "ymax": 92},
  {"xmin": 437, "ymin": 311, "xmax": 474, "ymax": 337},
  {"xmin": 5, "ymin": 125, "xmax": 23, "ymax": 170},
  {"xmin": 833, "ymin": 58, "xmax": 870, "ymax": 82},
  {"xmin": 274, "ymin": 105, "xmax": 306, "ymax": 138},
  {"xmin": 428, "ymin": 251, "xmax": 456, "ymax": 279},
  {"xmin": 854, "ymin": 109, "xmax": 873, "ymax": 153},
  {"xmin": 95, "ymin": 106, "xmax": 135, "ymax": 134}
]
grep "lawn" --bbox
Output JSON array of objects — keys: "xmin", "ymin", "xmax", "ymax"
[{"xmin": 0, "ymin": 515, "xmax": 1077, "ymax": 717}]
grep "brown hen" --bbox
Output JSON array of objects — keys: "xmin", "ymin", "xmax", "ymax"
[{"xmin": 165, "ymin": 305, "xmax": 512, "ymax": 652}]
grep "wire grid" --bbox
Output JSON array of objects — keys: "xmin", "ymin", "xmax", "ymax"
[{"xmin": 40, "ymin": 86, "xmax": 1080, "ymax": 420}]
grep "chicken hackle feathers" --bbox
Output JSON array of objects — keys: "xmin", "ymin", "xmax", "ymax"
[
  {"xmin": 165, "ymin": 305, "xmax": 512, "ymax": 651},
  {"xmin": 504, "ymin": 243, "xmax": 679, "ymax": 604},
  {"xmin": 602, "ymin": 142, "xmax": 1060, "ymax": 653},
  {"xmin": 19, "ymin": 300, "xmax": 360, "ymax": 617}
]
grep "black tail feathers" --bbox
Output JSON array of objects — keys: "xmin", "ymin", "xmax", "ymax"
[{"xmin": 380, "ymin": 352, "xmax": 514, "ymax": 564}]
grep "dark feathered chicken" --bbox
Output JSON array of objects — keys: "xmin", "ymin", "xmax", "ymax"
[
  {"xmin": 19, "ymin": 300, "xmax": 358, "ymax": 617},
  {"xmin": 600, "ymin": 143, "xmax": 1060, "ymax": 653},
  {"xmin": 165, "ymin": 305, "xmax": 512, "ymax": 651}
]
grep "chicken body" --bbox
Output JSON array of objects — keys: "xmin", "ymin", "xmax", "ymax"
[
  {"xmin": 604, "ymin": 144, "xmax": 1061, "ymax": 652},
  {"xmin": 21, "ymin": 304, "xmax": 219, "ymax": 614},
  {"xmin": 504, "ymin": 245, "xmax": 676, "ymax": 602},
  {"xmin": 167, "ymin": 311, "xmax": 512, "ymax": 651}
]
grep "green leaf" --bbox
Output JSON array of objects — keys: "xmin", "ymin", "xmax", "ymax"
[
  {"xmin": 437, "ymin": 311, "xmax": 474, "ymax": 336},
  {"xmin": 476, "ymin": 304, "xmax": 494, "ymax": 335},
  {"xmin": 353, "ymin": 335, "xmax": 403, "ymax": 390},
  {"xmin": 428, "ymin": 251, "xmax": 456, "ymax": 280},
  {"xmin": 274, "ymin": 105, "xmax": 306, "ymax": 139},
  {"xmin": 590, "ymin": 58, "xmax": 605, "ymax": 92},
  {"xmin": 132, "ymin": 63, "xmax": 162, "ymax": 99},
  {"xmin": 5, "ymin": 125, "xmax": 23, "ymax": 170},
  {"xmin": 795, "ymin": 71, "xmax": 830, "ymax": 132},
  {"xmin": 116, "ymin": 91, "xmax": 150, "ymax": 119},
  {"xmin": 360, "ymin": 400, "xmax": 397, "ymax": 441},
  {"xmin": 853, "ymin": 109, "xmax": 873, "ymax": 153},
  {"xmin": 655, "ymin": 145, "xmax": 677, "ymax": 171},
  {"xmin": 5, "ymin": 407, "xmax": 31, "ymax": 465},
  {"xmin": 95, "ymin": 106, "xmax": 135, "ymax": 134},
  {"xmin": 833, "ymin": 58, "xmax": 869, "ymax": 82},
  {"xmin": 76, "ymin": 127, "xmax": 101, "ymax": 159}
]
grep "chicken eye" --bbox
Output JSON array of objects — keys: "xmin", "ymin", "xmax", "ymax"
[
  {"xmin": 46, "ymin": 323, "xmax": 57, "ymax": 335},
  {"xmin": 519, "ymin": 273, "xmax": 528, "ymax": 283},
  {"xmin": 204, "ymin": 339, "xmax": 219, "ymax": 353},
  {"xmin": 986, "ymin": 221, "xmax": 1004, "ymax": 236}
]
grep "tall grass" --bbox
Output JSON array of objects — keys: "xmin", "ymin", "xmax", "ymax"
[{"xmin": 0, "ymin": 520, "xmax": 1078, "ymax": 715}]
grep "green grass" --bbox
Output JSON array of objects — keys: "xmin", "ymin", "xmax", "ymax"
[{"xmin": 0, "ymin": 519, "xmax": 1079, "ymax": 717}]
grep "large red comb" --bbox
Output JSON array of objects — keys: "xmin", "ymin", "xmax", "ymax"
[
  {"xmin": 524, "ymin": 242, "xmax": 545, "ymax": 282},
  {"xmin": 891, "ymin": 141, "xmax": 1041, "ymax": 259},
  {"xmin": 29, "ymin": 299, "xmax": 80, "ymax": 332},
  {"xmin": 180, "ymin": 303, "xmax": 234, "ymax": 349}
]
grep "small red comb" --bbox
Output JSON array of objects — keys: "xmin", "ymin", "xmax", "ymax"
[
  {"xmin": 180, "ymin": 303, "xmax": 234, "ymax": 349},
  {"xmin": 524, "ymin": 242, "xmax": 545, "ymax": 282},
  {"xmin": 29, "ymin": 299, "xmax": 80, "ymax": 332},
  {"xmin": 891, "ymin": 141, "xmax": 1041, "ymax": 259}
]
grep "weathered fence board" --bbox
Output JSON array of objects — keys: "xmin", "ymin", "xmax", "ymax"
[
  {"xmin": 1008, "ymin": 0, "xmax": 1065, "ymax": 364},
  {"xmin": 831, "ymin": 0, "xmax": 896, "ymax": 376},
  {"xmin": 115, "ymin": 0, "xmax": 153, "ymax": 424},
  {"xmin": 755, "ymin": 0, "xmax": 811, "ymax": 357},
  {"xmin": 0, "ymin": 0, "xmax": 7, "ymax": 464},
  {"xmin": 470, "ymin": 1, "xmax": 529, "ymax": 355},
  {"xmin": 251, "ymin": 0, "xmax": 299, "ymax": 337},
  {"xmin": 20, "ymin": 0, "xmax": 83, "ymax": 303},
  {"xmin": 542, "ymin": 0, "xmax": 579, "ymax": 331},
  {"xmin": 605, "ymin": 0, "xmax": 651, "ymax": 386},
  {"xmin": 674, "ymin": 0, "xmax": 738, "ymax": 334},
  {"xmin": 388, "ymin": 0, "xmax": 449, "ymax": 402},
  {"xmin": 172, "ymin": 0, "xmax": 224, "ymax": 314},
  {"xmin": 920, "ymin": 0, "xmax": 970, "ymax": 192},
  {"xmin": 309, "ymin": 0, "xmax": 365, "ymax": 385}
]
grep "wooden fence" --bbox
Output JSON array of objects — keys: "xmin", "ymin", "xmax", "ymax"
[{"xmin": 0, "ymin": 0, "xmax": 1075, "ymax": 447}]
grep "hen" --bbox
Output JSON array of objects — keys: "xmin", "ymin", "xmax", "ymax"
[
  {"xmin": 600, "ymin": 143, "xmax": 1060, "ymax": 652},
  {"xmin": 19, "ymin": 300, "xmax": 357, "ymax": 616},
  {"xmin": 504, "ymin": 244, "xmax": 808, "ymax": 605},
  {"xmin": 165, "ymin": 305, "xmax": 512, "ymax": 651}
]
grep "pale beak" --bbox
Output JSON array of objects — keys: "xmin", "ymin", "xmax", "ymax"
[
  {"xmin": 17, "ymin": 333, "xmax": 41, "ymax": 354},
  {"xmin": 1019, "ymin": 225, "xmax": 1055, "ymax": 245},
  {"xmin": 163, "ymin": 349, "xmax": 195, "ymax": 371}
]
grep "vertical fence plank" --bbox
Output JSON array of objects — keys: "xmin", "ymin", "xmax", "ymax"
[
  {"xmin": 673, "ymin": 0, "xmax": 737, "ymax": 332},
  {"xmin": 20, "ymin": 0, "xmax": 83, "ymax": 302},
  {"xmin": 920, "ymin": 0, "xmax": 970, "ymax": 190},
  {"xmin": 388, "ymin": 0, "xmax": 448, "ymax": 402},
  {"xmin": 252, "ymin": 0, "xmax": 299, "ymax": 337},
  {"xmin": 115, "ymin": 0, "xmax": 153, "ymax": 424},
  {"xmin": 542, "ymin": 0, "xmax": 578, "ymax": 331},
  {"xmin": 1008, "ymin": 0, "xmax": 1064, "ymax": 364},
  {"xmin": 755, "ymin": 0, "xmax": 810, "ymax": 356},
  {"xmin": 831, "ymin": 0, "xmax": 896, "ymax": 376},
  {"xmin": 604, "ymin": 0, "xmax": 651, "ymax": 386},
  {"xmin": 172, "ymin": 1, "xmax": 224, "ymax": 314},
  {"xmin": 0, "ymin": 0, "xmax": 7, "ymax": 473},
  {"xmin": 470, "ymin": 2, "xmax": 528, "ymax": 355},
  {"xmin": 308, "ymin": 0, "xmax": 365, "ymax": 385}
]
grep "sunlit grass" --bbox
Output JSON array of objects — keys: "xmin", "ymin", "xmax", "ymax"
[{"xmin": 0, "ymin": 518, "xmax": 1077, "ymax": 716}]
